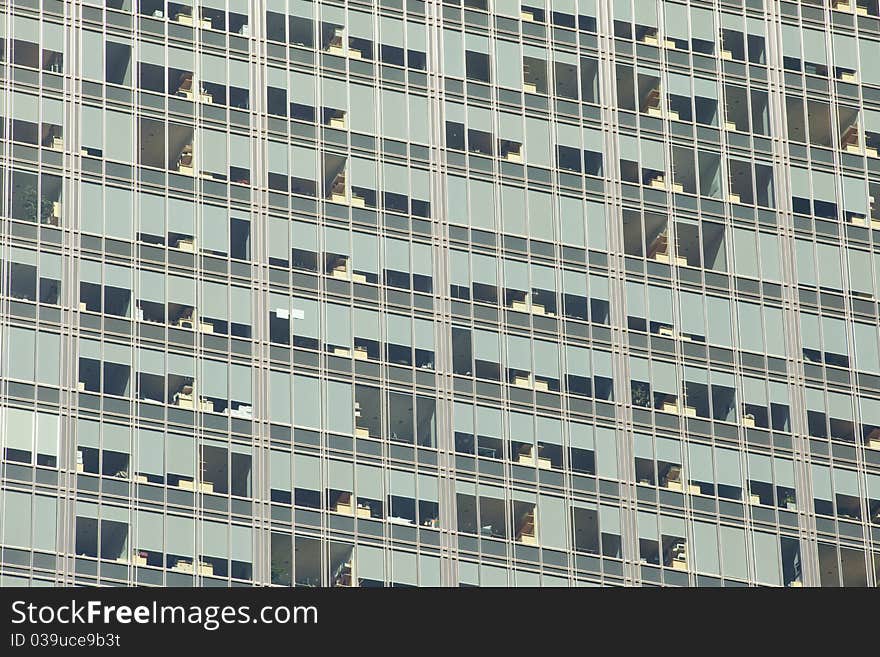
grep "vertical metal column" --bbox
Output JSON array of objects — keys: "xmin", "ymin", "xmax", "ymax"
[
  {"xmin": 595, "ymin": 0, "xmax": 640, "ymax": 585},
  {"xmin": 424, "ymin": 0, "xmax": 460, "ymax": 588},
  {"xmin": 763, "ymin": 5, "xmax": 820, "ymax": 587}
]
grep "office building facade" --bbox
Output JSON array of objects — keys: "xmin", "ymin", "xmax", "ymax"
[{"xmin": 1, "ymin": 0, "xmax": 879, "ymax": 587}]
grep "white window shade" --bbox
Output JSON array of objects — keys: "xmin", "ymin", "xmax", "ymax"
[
  {"xmin": 4, "ymin": 407, "xmax": 34, "ymax": 452},
  {"xmin": 138, "ymin": 192, "xmax": 165, "ymax": 238},
  {"xmin": 472, "ymin": 253, "xmax": 497, "ymax": 285},
  {"xmin": 599, "ymin": 504, "xmax": 621, "ymax": 536},
  {"xmin": 569, "ymin": 422, "xmax": 594, "ymax": 450},
  {"xmin": 324, "ymin": 226, "xmax": 349, "ymax": 256},
  {"xmin": 138, "ymin": 348, "xmax": 164, "ymax": 376},
  {"xmin": 418, "ymin": 474, "xmax": 438, "ymax": 503},
  {"xmin": 715, "ymin": 448, "xmax": 741, "ymax": 488},
  {"xmin": 202, "ymin": 360, "xmax": 228, "ymax": 400},
  {"xmin": 811, "ymin": 464, "xmax": 832, "ymax": 501},
  {"xmin": 693, "ymin": 520, "xmax": 720, "ymax": 575},
  {"xmin": 353, "ymin": 307, "xmax": 379, "ymax": 342},
  {"xmin": 679, "ymin": 290, "xmax": 706, "ymax": 335},
  {"xmin": 774, "ymin": 457, "xmax": 795, "ymax": 489},
  {"xmin": 494, "ymin": 0, "xmax": 519, "ymax": 18},
  {"xmin": 357, "ymin": 464, "xmax": 384, "ymax": 500},
  {"xmin": 589, "ymin": 273, "xmax": 609, "ymax": 301},
  {"xmin": 292, "ymin": 145, "xmax": 317, "ymax": 180},
  {"xmin": 326, "ymin": 382, "xmax": 352, "ymax": 436},
  {"xmin": 166, "ymin": 515, "xmax": 194, "ymax": 557},
  {"xmin": 352, "ymin": 231, "xmax": 378, "ymax": 274},
  {"xmin": 81, "ymin": 105, "xmax": 104, "ymax": 150},
  {"xmin": 230, "ymin": 364, "xmax": 251, "ymax": 404},
  {"xmin": 350, "ymin": 157, "xmax": 376, "ymax": 190},
  {"xmin": 525, "ymin": 117, "xmax": 551, "ymax": 166},
  {"xmin": 266, "ymin": 141, "xmax": 288, "ymax": 178},
  {"xmin": 168, "ymin": 46, "xmax": 193, "ymax": 71},
  {"xmin": 231, "ymin": 524, "xmax": 252, "ymax": 564},
  {"xmin": 506, "ymin": 335, "xmax": 531, "ymax": 371},
  {"xmin": 842, "ymin": 177, "xmax": 867, "ymax": 215},
  {"xmin": 706, "ymin": 296, "xmax": 732, "ymax": 346},
  {"xmin": 656, "ymin": 437, "xmax": 681, "ymax": 464},
  {"xmin": 201, "ymin": 281, "xmax": 228, "ymax": 319},
  {"xmin": 693, "ymin": 77, "xmax": 717, "ymax": 100},
  {"xmin": 136, "ymin": 510, "xmax": 163, "ymax": 553},
  {"xmin": 534, "ymin": 341, "xmax": 559, "ymax": 377},
  {"xmin": 386, "ymin": 313, "xmax": 411, "ymax": 347},
  {"xmin": 822, "ymin": 315, "xmax": 847, "ymax": 356},
  {"xmin": 270, "ymin": 450, "xmax": 291, "ymax": 491},
  {"xmin": 384, "ymin": 237, "xmax": 409, "ymax": 272},
  {"xmin": 789, "ymin": 167, "xmax": 811, "ymax": 199},
  {"xmin": 294, "ymin": 453, "xmax": 321, "ymax": 491},
  {"xmin": 229, "ymin": 133, "xmax": 250, "ymax": 169},
  {"xmin": 412, "ymin": 243, "xmax": 432, "ymax": 278},
  {"xmin": 357, "ymin": 546, "xmax": 384, "ymax": 582},
  {"xmin": 690, "ymin": 6, "xmax": 715, "ymax": 41},
  {"xmin": 381, "ymin": 89, "xmax": 408, "ymax": 140},
  {"xmin": 11, "ymin": 91, "xmax": 37, "ymax": 123},
  {"xmin": 202, "ymin": 520, "xmax": 228, "ymax": 560},
  {"xmin": 832, "ymin": 34, "xmax": 858, "ymax": 70},
  {"xmin": 664, "ymin": 2, "xmax": 688, "ymax": 41},
  {"xmin": 629, "ymin": 356, "xmax": 649, "ymax": 383},
  {"xmin": 201, "ymin": 53, "xmax": 228, "ymax": 85},
  {"xmin": 634, "ymin": 0, "xmax": 658, "ymax": 26},
  {"xmin": 139, "ymin": 270, "xmax": 165, "ymax": 303},
  {"xmin": 414, "ymin": 318, "xmax": 434, "ymax": 352},
  {"xmin": 329, "ymin": 459, "xmax": 353, "ymax": 491},
  {"xmin": 167, "ymin": 434, "xmax": 195, "ymax": 478},
  {"xmin": 781, "ymin": 24, "xmax": 802, "ymax": 59},
  {"xmin": 288, "ymin": 296, "xmax": 313, "ymax": 335},
  {"xmin": 473, "ymin": 329, "xmax": 500, "ymax": 362},
  {"xmin": 229, "ymin": 58, "xmax": 249, "ymax": 89},
  {"xmin": 869, "ymin": 473, "xmax": 880, "ymax": 500},
  {"xmin": 3, "ymin": 492, "xmax": 32, "ymax": 549},
  {"xmin": 854, "ymin": 324, "xmax": 880, "ymax": 373},
  {"xmin": 503, "ymin": 258, "xmax": 528, "ymax": 290},
  {"xmin": 322, "ymin": 77, "xmax": 348, "ymax": 110},
  {"xmin": 667, "ymin": 71, "xmax": 691, "ymax": 98},
  {"xmin": 688, "ymin": 443, "xmax": 713, "ymax": 482},
  {"xmin": 291, "ymin": 71, "xmax": 316, "ymax": 105},
  {"xmin": 137, "ymin": 428, "xmax": 164, "ymax": 477},
  {"xmin": 821, "ymin": 388, "xmax": 848, "ymax": 422},
  {"xmin": 449, "ymin": 249, "xmax": 471, "ymax": 288},
  {"xmin": 380, "ymin": 15, "xmax": 404, "ymax": 46},
  {"xmin": 647, "ymin": 285, "xmax": 673, "ymax": 325},
  {"xmin": 536, "ymin": 416, "xmax": 562, "ymax": 445},
  {"xmin": 748, "ymin": 453, "xmax": 772, "ymax": 483},
  {"xmin": 627, "ymin": 281, "xmax": 646, "ymax": 318},
  {"xmin": 326, "ymin": 303, "xmax": 352, "ymax": 347},
  {"xmin": 641, "ymin": 139, "xmax": 665, "ymax": 171},
  {"xmin": 267, "ymin": 218, "xmax": 288, "ymax": 263},
  {"xmin": 538, "ymin": 495, "xmax": 566, "ymax": 549},
  {"xmin": 566, "ymin": 345, "xmax": 590, "ymax": 377},
  {"xmin": 495, "ymin": 40, "xmax": 522, "ymax": 89},
  {"xmin": 468, "ymin": 104, "xmax": 492, "ymax": 133},
  {"xmin": 812, "ymin": 170, "xmax": 836, "ymax": 203},
  {"xmin": 202, "ymin": 204, "xmax": 229, "ymax": 254},
  {"xmin": 36, "ymin": 413, "xmax": 59, "ymax": 459},
  {"xmin": 168, "ymin": 197, "xmax": 195, "ymax": 236},
  {"xmin": 861, "ymin": 44, "xmax": 880, "ymax": 86},
  {"xmin": 638, "ymin": 510, "xmax": 658, "ymax": 540},
  {"xmin": 803, "ymin": 29, "xmax": 827, "ymax": 64}
]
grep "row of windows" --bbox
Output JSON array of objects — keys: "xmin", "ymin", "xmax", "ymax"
[
  {"xmin": 6, "ymin": 477, "xmax": 880, "ymax": 586},
  {"xmin": 3, "ymin": 148, "xmax": 877, "ymax": 283},
  {"xmin": 16, "ymin": 0, "xmax": 880, "ymax": 85}
]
